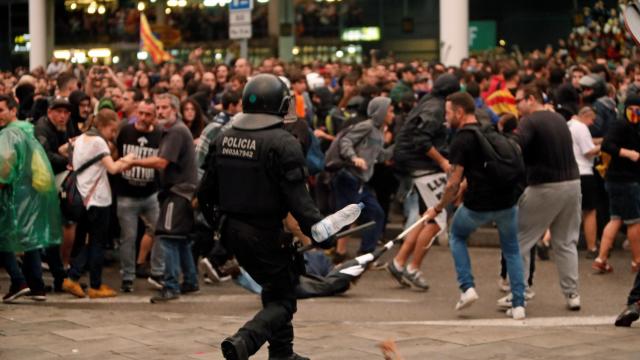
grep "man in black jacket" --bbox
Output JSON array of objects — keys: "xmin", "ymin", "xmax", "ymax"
[
  {"xmin": 387, "ymin": 74, "xmax": 459, "ymax": 290},
  {"xmin": 34, "ymin": 97, "xmax": 77, "ymax": 175}
]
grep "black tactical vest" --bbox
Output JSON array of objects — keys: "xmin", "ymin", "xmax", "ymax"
[{"xmin": 214, "ymin": 126, "xmax": 289, "ymax": 222}]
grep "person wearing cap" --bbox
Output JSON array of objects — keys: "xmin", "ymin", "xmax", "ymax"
[
  {"xmin": 390, "ymin": 65, "xmax": 416, "ymax": 104},
  {"xmin": 579, "ymin": 73, "xmax": 616, "ymax": 139},
  {"xmin": 34, "ymin": 96, "xmax": 77, "ymax": 175}
]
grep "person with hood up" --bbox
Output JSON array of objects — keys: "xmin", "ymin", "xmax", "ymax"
[
  {"xmin": 68, "ymin": 90, "xmax": 92, "ymax": 133},
  {"xmin": 332, "ymin": 96, "xmax": 395, "ymax": 256},
  {"xmin": 387, "ymin": 74, "xmax": 460, "ymax": 291},
  {"xmin": 580, "ymin": 74, "xmax": 617, "ymax": 139}
]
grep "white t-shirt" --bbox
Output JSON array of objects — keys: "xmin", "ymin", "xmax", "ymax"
[
  {"xmin": 72, "ymin": 134, "xmax": 112, "ymax": 208},
  {"xmin": 567, "ymin": 118, "xmax": 596, "ymax": 176}
]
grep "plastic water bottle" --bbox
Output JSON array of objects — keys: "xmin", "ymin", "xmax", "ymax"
[{"xmin": 311, "ymin": 203, "xmax": 365, "ymax": 243}]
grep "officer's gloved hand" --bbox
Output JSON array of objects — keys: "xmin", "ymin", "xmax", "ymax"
[{"xmin": 311, "ymin": 203, "xmax": 364, "ymax": 243}]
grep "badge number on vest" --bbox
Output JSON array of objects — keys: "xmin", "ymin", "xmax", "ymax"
[{"xmin": 221, "ymin": 136, "xmax": 259, "ymax": 160}]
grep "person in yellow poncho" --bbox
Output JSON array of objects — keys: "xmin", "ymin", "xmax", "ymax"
[{"xmin": 0, "ymin": 95, "xmax": 62, "ymax": 303}]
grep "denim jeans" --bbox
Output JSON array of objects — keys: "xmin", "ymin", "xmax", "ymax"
[
  {"xmin": 332, "ymin": 170, "xmax": 385, "ymax": 253},
  {"xmin": 160, "ymin": 236, "xmax": 198, "ymax": 293},
  {"xmin": 68, "ymin": 206, "xmax": 110, "ymax": 289},
  {"xmin": 449, "ymin": 205, "xmax": 525, "ymax": 307},
  {"xmin": 42, "ymin": 245, "xmax": 66, "ymax": 289},
  {"xmin": 117, "ymin": 195, "xmax": 163, "ymax": 280},
  {"xmin": 0, "ymin": 249, "xmax": 44, "ymax": 292}
]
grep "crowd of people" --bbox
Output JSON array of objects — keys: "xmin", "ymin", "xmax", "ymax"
[{"xmin": 5, "ymin": 13, "xmax": 640, "ymax": 337}]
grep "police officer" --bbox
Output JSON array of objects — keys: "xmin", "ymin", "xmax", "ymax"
[{"xmin": 199, "ymin": 74, "xmax": 331, "ymax": 360}]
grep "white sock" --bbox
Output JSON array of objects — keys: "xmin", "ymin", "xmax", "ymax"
[
  {"xmin": 406, "ymin": 265, "xmax": 418, "ymax": 275},
  {"xmin": 393, "ymin": 259, "xmax": 404, "ymax": 270}
]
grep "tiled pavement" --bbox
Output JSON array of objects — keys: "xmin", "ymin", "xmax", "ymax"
[
  {"xmin": 1, "ymin": 301, "xmax": 639, "ymax": 359},
  {"xmin": 2, "ymin": 245, "xmax": 640, "ymax": 359}
]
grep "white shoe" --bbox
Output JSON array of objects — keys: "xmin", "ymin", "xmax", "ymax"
[
  {"xmin": 455, "ymin": 287, "xmax": 479, "ymax": 311},
  {"xmin": 497, "ymin": 277, "xmax": 510, "ymax": 293},
  {"xmin": 506, "ymin": 306, "xmax": 526, "ymax": 320},
  {"xmin": 497, "ymin": 288, "xmax": 535, "ymax": 308},
  {"xmin": 566, "ymin": 293, "xmax": 581, "ymax": 311}
]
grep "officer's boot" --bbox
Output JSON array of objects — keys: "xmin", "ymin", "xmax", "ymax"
[
  {"xmin": 269, "ymin": 353, "xmax": 311, "ymax": 360},
  {"xmin": 269, "ymin": 353, "xmax": 310, "ymax": 360},
  {"xmin": 221, "ymin": 335, "xmax": 249, "ymax": 360}
]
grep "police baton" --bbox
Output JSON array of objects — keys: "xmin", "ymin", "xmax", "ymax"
[
  {"xmin": 368, "ymin": 212, "xmax": 435, "ymax": 261},
  {"xmin": 297, "ymin": 221, "xmax": 377, "ymax": 253}
]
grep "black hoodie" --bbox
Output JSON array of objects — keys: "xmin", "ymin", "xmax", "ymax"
[
  {"xmin": 69, "ymin": 90, "xmax": 90, "ymax": 134},
  {"xmin": 393, "ymin": 74, "xmax": 460, "ymax": 173}
]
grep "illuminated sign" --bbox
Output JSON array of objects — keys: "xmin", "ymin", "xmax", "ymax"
[{"xmin": 340, "ymin": 27, "xmax": 381, "ymax": 42}]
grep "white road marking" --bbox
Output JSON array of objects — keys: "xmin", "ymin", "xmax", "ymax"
[{"xmin": 344, "ymin": 316, "xmax": 618, "ymax": 327}]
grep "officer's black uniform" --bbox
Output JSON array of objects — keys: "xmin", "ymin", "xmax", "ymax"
[{"xmin": 199, "ymin": 74, "xmax": 324, "ymax": 360}]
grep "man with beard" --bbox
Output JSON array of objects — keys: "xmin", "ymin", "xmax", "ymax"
[
  {"xmin": 115, "ymin": 99, "xmax": 164, "ymax": 293},
  {"xmin": 35, "ymin": 97, "xmax": 77, "ymax": 174},
  {"xmin": 127, "ymin": 93, "xmax": 199, "ymax": 303}
]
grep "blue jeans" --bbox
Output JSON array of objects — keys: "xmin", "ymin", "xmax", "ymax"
[
  {"xmin": 332, "ymin": 170, "xmax": 385, "ymax": 253},
  {"xmin": 160, "ymin": 236, "xmax": 198, "ymax": 293},
  {"xmin": 449, "ymin": 205, "xmax": 525, "ymax": 307},
  {"xmin": 0, "ymin": 250, "xmax": 44, "ymax": 292},
  {"xmin": 117, "ymin": 195, "xmax": 163, "ymax": 280}
]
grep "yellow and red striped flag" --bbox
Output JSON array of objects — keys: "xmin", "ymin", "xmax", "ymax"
[{"xmin": 140, "ymin": 13, "xmax": 172, "ymax": 64}]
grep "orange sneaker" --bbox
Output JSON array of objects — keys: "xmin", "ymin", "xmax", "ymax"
[
  {"xmin": 87, "ymin": 284, "xmax": 117, "ymax": 299},
  {"xmin": 62, "ymin": 278, "xmax": 86, "ymax": 298}
]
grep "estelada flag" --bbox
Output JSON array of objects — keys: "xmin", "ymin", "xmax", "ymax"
[{"xmin": 140, "ymin": 13, "xmax": 172, "ymax": 64}]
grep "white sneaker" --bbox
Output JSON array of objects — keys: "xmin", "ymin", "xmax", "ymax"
[
  {"xmin": 497, "ymin": 277, "xmax": 510, "ymax": 293},
  {"xmin": 506, "ymin": 306, "xmax": 526, "ymax": 320},
  {"xmin": 566, "ymin": 293, "xmax": 581, "ymax": 311},
  {"xmin": 496, "ymin": 288, "xmax": 535, "ymax": 308},
  {"xmin": 455, "ymin": 287, "xmax": 479, "ymax": 311}
]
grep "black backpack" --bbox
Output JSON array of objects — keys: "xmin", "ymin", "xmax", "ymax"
[
  {"xmin": 458, "ymin": 125, "xmax": 525, "ymax": 185},
  {"xmin": 59, "ymin": 153, "xmax": 107, "ymax": 221}
]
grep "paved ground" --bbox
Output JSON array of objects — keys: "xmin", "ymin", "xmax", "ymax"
[{"xmin": 1, "ymin": 244, "xmax": 640, "ymax": 359}]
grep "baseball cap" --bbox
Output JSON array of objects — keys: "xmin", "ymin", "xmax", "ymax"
[{"xmin": 48, "ymin": 96, "xmax": 72, "ymax": 111}]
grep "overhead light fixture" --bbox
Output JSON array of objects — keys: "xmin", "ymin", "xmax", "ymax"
[
  {"xmin": 88, "ymin": 48, "xmax": 111, "ymax": 58},
  {"xmin": 335, "ymin": 50, "xmax": 344, "ymax": 58},
  {"xmin": 98, "ymin": 5, "xmax": 106, "ymax": 14},
  {"xmin": 112, "ymin": 56, "xmax": 120, "ymax": 64},
  {"xmin": 165, "ymin": 7, "xmax": 172, "ymax": 14},
  {"xmin": 87, "ymin": 1, "xmax": 97, "ymax": 14},
  {"xmin": 292, "ymin": 46, "xmax": 300, "ymax": 55},
  {"xmin": 137, "ymin": 1, "xmax": 146, "ymax": 11},
  {"xmin": 54, "ymin": 50, "xmax": 71, "ymax": 60},
  {"xmin": 137, "ymin": 51, "xmax": 149, "ymax": 60},
  {"xmin": 70, "ymin": 2, "xmax": 77, "ymax": 10}
]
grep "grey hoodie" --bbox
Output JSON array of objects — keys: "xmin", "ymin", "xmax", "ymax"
[{"xmin": 339, "ymin": 97, "xmax": 394, "ymax": 182}]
